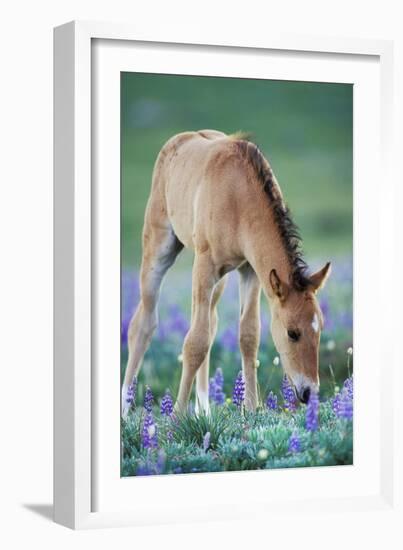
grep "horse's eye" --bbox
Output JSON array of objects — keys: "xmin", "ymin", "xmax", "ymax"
[{"xmin": 287, "ymin": 329, "xmax": 300, "ymax": 342}]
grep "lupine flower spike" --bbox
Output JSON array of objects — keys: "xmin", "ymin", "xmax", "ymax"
[
  {"xmin": 160, "ymin": 389, "xmax": 174, "ymax": 416},
  {"xmin": 338, "ymin": 392, "xmax": 353, "ymax": 420},
  {"xmin": 125, "ymin": 377, "xmax": 137, "ymax": 409},
  {"xmin": 143, "ymin": 385, "xmax": 154, "ymax": 412},
  {"xmin": 142, "ymin": 411, "xmax": 158, "ymax": 449},
  {"xmin": 266, "ymin": 391, "xmax": 278, "ymax": 410},
  {"xmin": 232, "ymin": 371, "xmax": 245, "ymax": 408},
  {"xmin": 305, "ymin": 390, "xmax": 319, "ymax": 431},
  {"xmin": 209, "ymin": 367, "xmax": 225, "ymax": 405},
  {"xmin": 332, "ymin": 393, "xmax": 340, "ymax": 416},
  {"xmin": 288, "ymin": 430, "xmax": 301, "ymax": 453},
  {"xmin": 333, "ymin": 375, "xmax": 353, "ymax": 420},
  {"xmin": 282, "ymin": 375, "xmax": 297, "ymax": 411},
  {"xmin": 343, "ymin": 375, "xmax": 353, "ymax": 399}
]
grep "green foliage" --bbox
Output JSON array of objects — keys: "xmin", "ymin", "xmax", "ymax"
[
  {"xmin": 171, "ymin": 407, "xmax": 234, "ymax": 449},
  {"xmin": 121, "ymin": 412, "xmax": 142, "ymax": 456},
  {"xmin": 121, "ymin": 396, "xmax": 353, "ymax": 476}
]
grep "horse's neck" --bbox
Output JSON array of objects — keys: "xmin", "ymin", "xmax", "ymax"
[{"xmin": 243, "ymin": 214, "xmax": 291, "ymax": 298}]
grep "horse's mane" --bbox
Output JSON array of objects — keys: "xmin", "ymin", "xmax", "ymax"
[{"xmin": 234, "ymin": 137, "xmax": 311, "ymax": 291}]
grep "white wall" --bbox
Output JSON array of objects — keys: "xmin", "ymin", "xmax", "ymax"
[{"xmin": 0, "ymin": 0, "xmax": 401, "ymax": 547}]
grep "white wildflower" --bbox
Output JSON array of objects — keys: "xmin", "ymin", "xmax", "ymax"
[
  {"xmin": 326, "ymin": 340, "xmax": 336, "ymax": 351},
  {"xmin": 257, "ymin": 448, "xmax": 269, "ymax": 461}
]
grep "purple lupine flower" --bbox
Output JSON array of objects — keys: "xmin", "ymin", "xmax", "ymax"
[
  {"xmin": 209, "ymin": 368, "xmax": 225, "ymax": 405},
  {"xmin": 343, "ymin": 376, "xmax": 354, "ymax": 399},
  {"xmin": 232, "ymin": 371, "xmax": 245, "ymax": 407},
  {"xmin": 203, "ymin": 432, "xmax": 211, "ymax": 452},
  {"xmin": 136, "ymin": 462, "xmax": 154, "ymax": 476},
  {"xmin": 282, "ymin": 375, "xmax": 296, "ymax": 411},
  {"xmin": 332, "ymin": 392, "xmax": 342, "ymax": 416},
  {"xmin": 125, "ymin": 377, "xmax": 137, "ymax": 408},
  {"xmin": 305, "ymin": 390, "xmax": 319, "ymax": 431},
  {"xmin": 338, "ymin": 392, "xmax": 353, "ymax": 420},
  {"xmin": 288, "ymin": 430, "xmax": 301, "ymax": 453},
  {"xmin": 143, "ymin": 385, "xmax": 154, "ymax": 412},
  {"xmin": 214, "ymin": 367, "xmax": 224, "ymax": 389},
  {"xmin": 142, "ymin": 411, "xmax": 158, "ymax": 449},
  {"xmin": 160, "ymin": 390, "xmax": 174, "ymax": 416},
  {"xmin": 332, "ymin": 376, "xmax": 353, "ymax": 420},
  {"xmin": 213, "ymin": 386, "xmax": 225, "ymax": 405},
  {"xmin": 136, "ymin": 449, "xmax": 165, "ymax": 476},
  {"xmin": 266, "ymin": 390, "xmax": 278, "ymax": 410}
]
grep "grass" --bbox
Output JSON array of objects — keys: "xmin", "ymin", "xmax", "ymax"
[{"xmin": 121, "ymin": 383, "xmax": 353, "ymax": 477}]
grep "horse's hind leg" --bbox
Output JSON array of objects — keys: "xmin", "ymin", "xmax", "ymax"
[
  {"xmin": 238, "ymin": 263, "xmax": 262, "ymax": 411},
  {"xmin": 195, "ymin": 275, "xmax": 227, "ymax": 414},
  {"xmin": 122, "ymin": 223, "xmax": 183, "ymax": 417}
]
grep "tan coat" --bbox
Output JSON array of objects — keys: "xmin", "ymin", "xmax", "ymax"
[{"xmin": 122, "ymin": 130, "xmax": 331, "ymax": 417}]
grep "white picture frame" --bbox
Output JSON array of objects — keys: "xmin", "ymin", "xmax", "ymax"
[{"xmin": 54, "ymin": 20, "xmax": 399, "ymax": 530}]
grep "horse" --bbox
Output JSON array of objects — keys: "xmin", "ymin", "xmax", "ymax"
[{"xmin": 121, "ymin": 129, "xmax": 331, "ymax": 417}]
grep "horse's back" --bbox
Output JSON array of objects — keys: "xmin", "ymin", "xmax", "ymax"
[
  {"xmin": 155, "ymin": 130, "xmax": 230, "ymax": 246},
  {"xmin": 151, "ymin": 130, "xmax": 254, "ymax": 256}
]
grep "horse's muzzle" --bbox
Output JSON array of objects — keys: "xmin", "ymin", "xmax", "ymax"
[{"xmin": 296, "ymin": 386, "xmax": 311, "ymax": 404}]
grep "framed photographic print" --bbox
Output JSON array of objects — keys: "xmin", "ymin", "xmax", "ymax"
[{"xmin": 54, "ymin": 21, "xmax": 398, "ymax": 530}]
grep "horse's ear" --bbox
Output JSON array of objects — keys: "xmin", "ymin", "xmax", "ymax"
[
  {"xmin": 309, "ymin": 262, "xmax": 331, "ymax": 292},
  {"xmin": 269, "ymin": 269, "xmax": 289, "ymax": 301}
]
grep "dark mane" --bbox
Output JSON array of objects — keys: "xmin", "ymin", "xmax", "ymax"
[{"xmin": 235, "ymin": 139, "xmax": 311, "ymax": 291}]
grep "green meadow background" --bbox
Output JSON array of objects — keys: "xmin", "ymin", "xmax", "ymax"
[
  {"xmin": 121, "ymin": 72, "xmax": 353, "ymax": 404},
  {"xmin": 121, "ymin": 73, "xmax": 353, "ymax": 268}
]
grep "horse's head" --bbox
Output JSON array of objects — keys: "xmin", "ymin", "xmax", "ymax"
[{"xmin": 269, "ymin": 262, "xmax": 331, "ymax": 403}]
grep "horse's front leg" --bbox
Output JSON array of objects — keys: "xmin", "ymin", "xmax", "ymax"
[
  {"xmin": 195, "ymin": 275, "xmax": 227, "ymax": 415},
  {"xmin": 175, "ymin": 253, "xmax": 217, "ymax": 413},
  {"xmin": 238, "ymin": 263, "xmax": 262, "ymax": 411}
]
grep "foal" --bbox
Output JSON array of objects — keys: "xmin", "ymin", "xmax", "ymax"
[{"xmin": 122, "ymin": 130, "xmax": 331, "ymax": 417}]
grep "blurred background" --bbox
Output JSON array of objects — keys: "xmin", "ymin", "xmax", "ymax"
[{"xmin": 121, "ymin": 73, "xmax": 353, "ymax": 404}]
